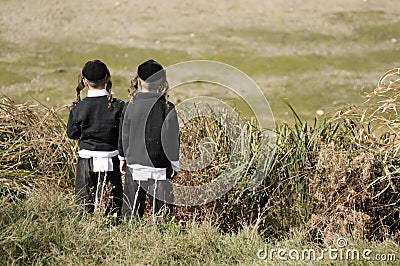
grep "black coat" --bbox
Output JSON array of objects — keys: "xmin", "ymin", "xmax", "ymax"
[
  {"xmin": 67, "ymin": 96, "xmax": 125, "ymax": 151},
  {"xmin": 119, "ymin": 92, "xmax": 180, "ymax": 168}
]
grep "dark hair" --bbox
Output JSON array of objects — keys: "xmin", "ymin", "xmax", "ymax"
[{"xmin": 73, "ymin": 60, "xmax": 114, "ymax": 109}]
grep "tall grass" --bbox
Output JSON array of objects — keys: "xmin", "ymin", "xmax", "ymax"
[
  {"xmin": 0, "ymin": 186, "xmax": 265, "ymax": 265},
  {"xmin": 1, "ymin": 186, "xmax": 398, "ymax": 265},
  {"xmin": 174, "ymin": 106, "xmax": 398, "ymax": 241},
  {"xmin": 0, "ymin": 68, "xmax": 399, "ymax": 254},
  {"xmin": 0, "ymin": 96, "xmax": 76, "ymax": 194}
]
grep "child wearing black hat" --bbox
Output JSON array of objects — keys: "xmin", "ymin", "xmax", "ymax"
[
  {"xmin": 119, "ymin": 59, "xmax": 180, "ymax": 221},
  {"xmin": 67, "ymin": 60, "xmax": 125, "ymax": 217}
]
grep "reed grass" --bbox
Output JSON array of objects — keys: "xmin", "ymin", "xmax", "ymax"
[
  {"xmin": 1, "ymin": 69, "xmax": 399, "ymax": 247},
  {"xmin": 0, "ymin": 96, "xmax": 76, "ymax": 194},
  {"xmin": 172, "ymin": 70, "xmax": 400, "ymax": 241}
]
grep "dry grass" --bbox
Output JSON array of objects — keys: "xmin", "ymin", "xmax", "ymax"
[
  {"xmin": 171, "ymin": 69, "xmax": 400, "ymax": 242},
  {"xmin": 0, "ymin": 96, "xmax": 76, "ymax": 193},
  {"xmin": 1, "ymin": 68, "xmax": 399, "ymax": 243},
  {"xmin": 307, "ymin": 68, "xmax": 400, "ymax": 241}
]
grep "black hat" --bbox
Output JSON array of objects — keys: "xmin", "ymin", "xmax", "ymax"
[
  {"xmin": 82, "ymin": 60, "xmax": 109, "ymax": 82},
  {"xmin": 137, "ymin": 59, "xmax": 165, "ymax": 82}
]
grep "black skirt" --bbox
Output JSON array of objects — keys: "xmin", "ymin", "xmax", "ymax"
[
  {"xmin": 122, "ymin": 167, "xmax": 174, "ymax": 220},
  {"xmin": 74, "ymin": 155, "xmax": 123, "ymax": 216}
]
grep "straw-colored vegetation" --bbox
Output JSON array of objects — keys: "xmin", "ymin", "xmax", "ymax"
[
  {"xmin": 0, "ymin": 70, "xmax": 399, "ymax": 264},
  {"xmin": 1, "ymin": 1, "xmax": 399, "ymax": 264},
  {"xmin": 171, "ymin": 70, "xmax": 400, "ymax": 242},
  {"xmin": 0, "ymin": 97, "xmax": 75, "ymax": 193}
]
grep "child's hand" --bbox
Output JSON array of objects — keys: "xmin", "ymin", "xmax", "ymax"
[{"xmin": 120, "ymin": 160, "xmax": 126, "ymax": 174}]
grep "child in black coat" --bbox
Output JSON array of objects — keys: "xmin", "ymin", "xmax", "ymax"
[
  {"xmin": 67, "ymin": 60, "xmax": 125, "ymax": 216},
  {"xmin": 119, "ymin": 59, "xmax": 180, "ymax": 221}
]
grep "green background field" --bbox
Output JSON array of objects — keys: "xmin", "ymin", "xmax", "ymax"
[{"xmin": 1, "ymin": 0, "xmax": 399, "ymax": 123}]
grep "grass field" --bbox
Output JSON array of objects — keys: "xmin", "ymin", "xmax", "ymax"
[
  {"xmin": 1, "ymin": 0, "xmax": 400, "ymax": 265},
  {"xmin": 1, "ymin": 1, "xmax": 400, "ymax": 122}
]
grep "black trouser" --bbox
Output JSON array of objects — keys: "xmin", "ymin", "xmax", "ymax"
[
  {"xmin": 75, "ymin": 156, "xmax": 123, "ymax": 217},
  {"xmin": 122, "ymin": 167, "xmax": 173, "ymax": 221}
]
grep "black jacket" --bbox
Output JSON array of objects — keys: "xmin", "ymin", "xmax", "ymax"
[
  {"xmin": 67, "ymin": 96, "xmax": 125, "ymax": 151},
  {"xmin": 119, "ymin": 92, "xmax": 179, "ymax": 168}
]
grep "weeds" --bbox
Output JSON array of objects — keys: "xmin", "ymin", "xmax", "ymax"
[
  {"xmin": 172, "ymin": 70, "xmax": 399, "ymax": 242},
  {"xmin": 0, "ymin": 186, "xmax": 398, "ymax": 265},
  {"xmin": 0, "ymin": 96, "xmax": 76, "ymax": 193},
  {"xmin": 0, "ymin": 186, "xmax": 264, "ymax": 265},
  {"xmin": 0, "ymin": 69, "xmax": 399, "ymax": 248}
]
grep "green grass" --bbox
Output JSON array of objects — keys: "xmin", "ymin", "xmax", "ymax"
[
  {"xmin": 354, "ymin": 23, "xmax": 400, "ymax": 42},
  {"xmin": 0, "ymin": 69, "xmax": 30, "ymax": 85},
  {"xmin": 207, "ymin": 27, "xmax": 335, "ymax": 50},
  {"xmin": 329, "ymin": 10, "xmax": 392, "ymax": 25},
  {"xmin": 236, "ymin": 28, "xmax": 335, "ymax": 44},
  {"xmin": 0, "ymin": 42, "xmax": 191, "ymax": 107},
  {"xmin": 1, "ymin": 80, "xmax": 400, "ymax": 264},
  {"xmin": 201, "ymin": 48, "xmax": 400, "ymax": 77},
  {"xmin": 0, "ymin": 187, "xmax": 264, "ymax": 265},
  {"xmin": 39, "ymin": 43, "xmax": 191, "ymax": 72},
  {"xmin": 1, "ymin": 19, "xmax": 400, "ymax": 123},
  {"xmin": 0, "ymin": 187, "xmax": 398, "ymax": 265},
  {"xmin": 7, "ymin": 43, "xmax": 396, "ymax": 123}
]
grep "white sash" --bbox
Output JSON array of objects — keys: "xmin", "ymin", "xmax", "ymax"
[
  {"xmin": 78, "ymin": 149, "xmax": 118, "ymax": 172},
  {"xmin": 127, "ymin": 164, "xmax": 167, "ymax": 181}
]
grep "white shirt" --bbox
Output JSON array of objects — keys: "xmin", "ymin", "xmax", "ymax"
[{"xmin": 87, "ymin": 88, "xmax": 115, "ymax": 97}]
